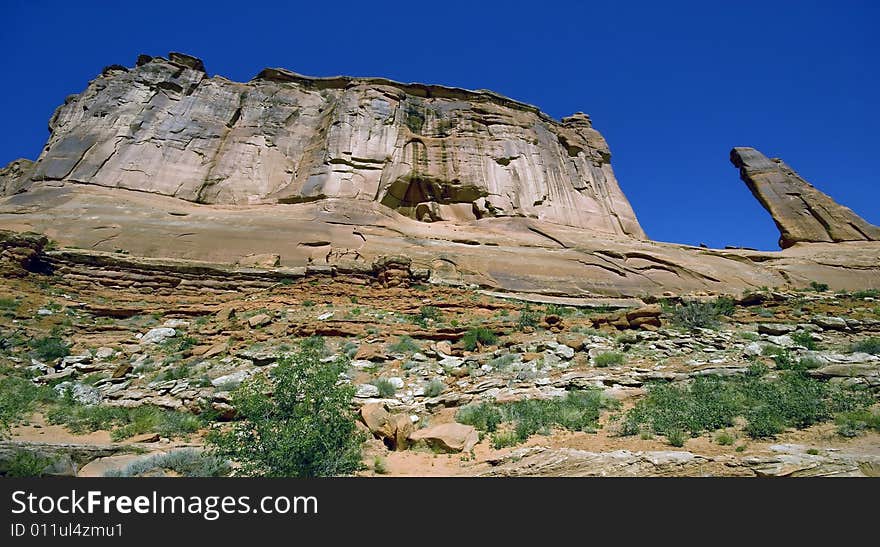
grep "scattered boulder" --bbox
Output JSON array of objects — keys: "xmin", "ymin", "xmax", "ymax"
[
  {"xmin": 409, "ymin": 423, "xmax": 479, "ymax": 453},
  {"xmin": 140, "ymin": 327, "xmax": 176, "ymax": 344},
  {"xmin": 247, "ymin": 313, "xmax": 272, "ymax": 328}
]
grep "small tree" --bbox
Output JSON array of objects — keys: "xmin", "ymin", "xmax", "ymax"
[{"xmin": 209, "ymin": 338, "xmax": 364, "ymax": 477}]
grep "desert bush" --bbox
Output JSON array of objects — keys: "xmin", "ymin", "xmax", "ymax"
[
  {"xmin": 457, "ymin": 390, "xmax": 616, "ymax": 446},
  {"xmin": 621, "ymin": 370, "xmax": 873, "ymax": 440},
  {"xmin": 835, "ymin": 409, "xmax": 880, "ymax": 437},
  {"xmin": 46, "ymin": 392, "xmax": 201, "ymax": 441},
  {"xmin": 851, "ymin": 289, "xmax": 879, "ymax": 299},
  {"xmin": 373, "ymin": 378, "xmax": 397, "ymax": 398},
  {"xmin": 423, "ymin": 378, "xmax": 445, "ymax": 398},
  {"xmin": 715, "ymin": 431, "xmax": 735, "ymax": 446},
  {"xmin": 3, "ymin": 450, "xmax": 54, "ymax": 477},
  {"xmin": 29, "ymin": 336, "xmax": 70, "ymax": 362},
  {"xmin": 809, "ymin": 281, "xmax": 829, "ymax": 292},
  {"xmin": 105, "ymin": 449, "xmax": 230, "ymax": 477},
  {"xmin": 666, "ymin": 429, "xmax": 687, "ymax": 447},
  {"xmin": 789, "ymin": 331, "xmax": 816, "ymax": 350},
  {"xmin": 851, "ymin": 337, "xmax": 880, "ymax": 355},
  {"xmin": 668, "ymin": 300, "xmax": 729, "ymax": 330},
  {"xmin": 388, "ymin": 335, "xmax": 419, "ymax": 354},
  {"xmin": 208, "ymin": 340, "xmax": 363, "ymax": 477},
  {"xmin": 0, "ymin": 375, "xmax": 54, "ymax": 434},
  {"xmin": 372, "ymin": 456, "xmax": 388, "ymax": 474},
  {"xmin": 593, "ymin": 351, "xmax": 625, "ymax": 367},
  {"xmin": 462, "ymin": 327, "xmax": 497, "ymax": 351},
  {"xmin": 517, "ymin": 304, "xmax": 539, "ymax": 331}
]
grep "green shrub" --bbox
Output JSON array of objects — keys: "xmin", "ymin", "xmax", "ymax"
[
  {"xmin": 105, "ymin": 449, "xmax": 230, "ymax": 477},
  {"xmin": 423, "ymin": 378, "xmax": 445, "ymax": 398},
  {"xmin": 373, "ymin": 378, "xmax": 397, "ymax": 398},
  {"xmin": 809, "ymin": 281, "xmax": 829, "ymax": 292},
  {"xmin": 851, "ymin": 289, "xmax": 879, "ymax": 299},
  {"xmin": 372, "ymin": 456, "xmax": 388, "ymax": 475},
  {"xmin": 762, "ymin": 346, "xmax": 796, "ymax": 369},
  {"xmin": 851, "ymin": 337, "xmax": 880, "ymax": 355},
  {"xmin": 29, "ymin": 336, "xmax": 70, "ymax": 362},
  {"xmin": 621, "ymin": 372, "xmax": 869, "ymax": 440},
  {"xmin": 457, "ymin": 390, "xmax": 615, "ymax": 446},
  {"xmin": 46, "ymin": 393, "xmax": 201, "ymax": 441},
  {"xmin": 208, "ymin": 341, "xmax": 364, "ymax": 477},
  {"xmin": 0, "ymin": 375, "xmax": 55, "ymax": 434},
  {"xmin": 666, "ymin": 429, "xmax": 687, "ymax": 447},
  {"xmin": 791, "ymin": 331, "xmax": 817, "ymax": 350},
  {"xmin": 593, "ymin": 351, "xmax": 625, "ymax": 367},
  {"xmin": 517, "ymin": 304, "xmax": 539, "ymax": 331},
  {"xmin": 3, "ymin": 450, "xmax": 54, "ymax": 477},
  {"xmin": 668, "ymin": 300, "xmax": 726, "ymax": 330},
  {"xmin": 491, "ymin": 429, "xmax": 520, "ymax": 449},
  {"xmin": 462, "ymin": 327, "xmax": 497, "ymax": 351},
  {"xmin": 388, "ymin": 336, "xmax": 419, "ymax": 354},
  {"xmin": 835, "ymin": 409, "xmax": 880, "ymax": 437},
  {"xmin": 715, "ymin": 431, "xmax": 735, "ymax": 445},
  {"xmin": 486, "ymin": 353, "xmax": 520, "ymax": 370},
  {"xmin": 456, "ymin": 402, "xmax": 503, "ymax": 433}
]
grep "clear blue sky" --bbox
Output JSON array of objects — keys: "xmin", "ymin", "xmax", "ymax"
[{"xmin": 2, "ymin": 0, "xmax": 877, "ymax": 250}]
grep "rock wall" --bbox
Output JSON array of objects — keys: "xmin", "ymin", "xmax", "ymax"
[
  {"xmin": 15, "ymin": 52, "xmax": 644, "ymax": 238},
  {"xmin": 731, "ymin": 147, "xmax": 880, "ymax": 248}
]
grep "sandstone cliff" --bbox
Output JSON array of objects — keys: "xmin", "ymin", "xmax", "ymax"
[
  {"xmin": 731, "ymin": 147, "xmax": 880, "ymax": 249},
  {"xmin": 1, "ymin": 53, "xmax": 878, "ymax": 297},
  {"xmin": 12, "ymin": 52, "xmax": 644, "ymax": 237}
]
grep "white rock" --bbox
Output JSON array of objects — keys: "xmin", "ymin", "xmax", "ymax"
[
  {"xmin": 439, "ymin": 356, "xmax": 464, "ymax": 368},
  {"xmin": 140, "ymin": 327, "xmax": 176, "ymax": 345},
  {"xmin": 388, "ymin": 377, "xmax": 404, "ymax": 389},
  {"xmin": 356, "ymin": 384, "xmax": 380, "ymax": 398},
  {"xmin": 37, "ymin": 308, "xmax": 53, "ymax": 316},
  {"xmin": 95, "ymin": 347, "xmax": 116, "ymax": 360},
  {"xmin": 317, "ymin": 312, "xmax": 334, "ymax": 320},
  {"xmin": 210, "ymin": 370, "xmax": 252, "ymax": 388},
  {"xmin": 744, "ymin": 342, "xmax": 764, "ymax": 356}
]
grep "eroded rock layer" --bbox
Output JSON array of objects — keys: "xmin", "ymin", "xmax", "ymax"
[
  {"xmin": 731, "ymin": 147, "xmax": 880, "ymax": 248},
  {"xmin": 11, "ymin": 52, "xmax": 643, "ymax": 237}
]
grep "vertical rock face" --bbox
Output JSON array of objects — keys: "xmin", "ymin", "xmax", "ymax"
[
  {"xmin": 0, "ymin": 159, "xmax": 34, "ymax": 196},
  {"xmin": 731, "ymin": 147, "xmax": 880, "ymax": 248},
  {"xmin": 9, "ymin": 52, "xmax": 645, "ymax": 238}
]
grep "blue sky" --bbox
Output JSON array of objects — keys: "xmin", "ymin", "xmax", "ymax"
[{"xmin": 2, "ymin": 0, "xmax": 877, "ymax": 250}]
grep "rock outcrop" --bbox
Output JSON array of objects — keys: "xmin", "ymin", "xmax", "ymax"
[
  {"xmin": 1, "ymin": 54, "xmax": 879, "ymax": 296},
  {"xmin": 731, "ymin": 147, "xmax": 880, "ymax": 248},
  {"xmin": 11, "ymin": 52, "xmax": 644, "ymax": 238},
  {"xmin": 0, "ymin": 158, "xmax": 34, "ymax": 196}
]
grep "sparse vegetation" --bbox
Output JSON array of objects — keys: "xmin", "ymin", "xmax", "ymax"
[
  {"xmin": 372, "ymin": 456, "xmax": 388, "ymax": 474},
  {"xmin": 0, "ymin": 374, "xmax": 54, "ymax": 435},
  {"xmin": 46, "ymin": 392, "xmax": 201, "ymax": 442},
  {"xmin": 593, "ymin": 351, "xmax": 625, "ymax": 367},
  {"xmin": 388, "ymin": 335, "xmax": 419, "ymax": 354},
  {"xmin": 423, "ymin": 378, "xmax": 445, "ymax": 398},
  {"xmin": 667, "ymin": 299, "xmax": 732, "ymax": 330},
  {"xmin": 104, "ymin": 449, "xmax": 230, "ymax": 477},
  {"xmin": 457, "ymin": 390, "xmax": 617, "ymax": 447},
  {"xmin": 373, "ymin": 378, "xmax": 397, "ymax": 398},
  {"xmin": 850, "ymin": 337, "xmax": 880, "ymax": 355},
  {"xmin": 791, "ymin": 331, "xmax": 817, "ymax": 350},
  {"xmin": 809, "ymin": 281, "xmax": 829, "ymax": 292},
  {"xmin": 621, "ymin": 371, "xmax": 873, "ymax": 440},
  {"xmin": 462, "ymin": 327, "xmax": 497, "ymax": 351},
  {"xmin": 517, "ymin": 304, "xmax": 539, "ymax": 331},
  {"xmin": 3, "ymin": 450, "xmax": 55, "ymax": 477},
  {"xmin": 29, "ymin": 336, "xmax": 71, "ymax": 362},
  {"xmin": 208, "ymin": 339, "xmax": 364, "ymax": 477},
  {"xmin": 715, "ymin": 431, "xmax": 735, "ymax": 446}
]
